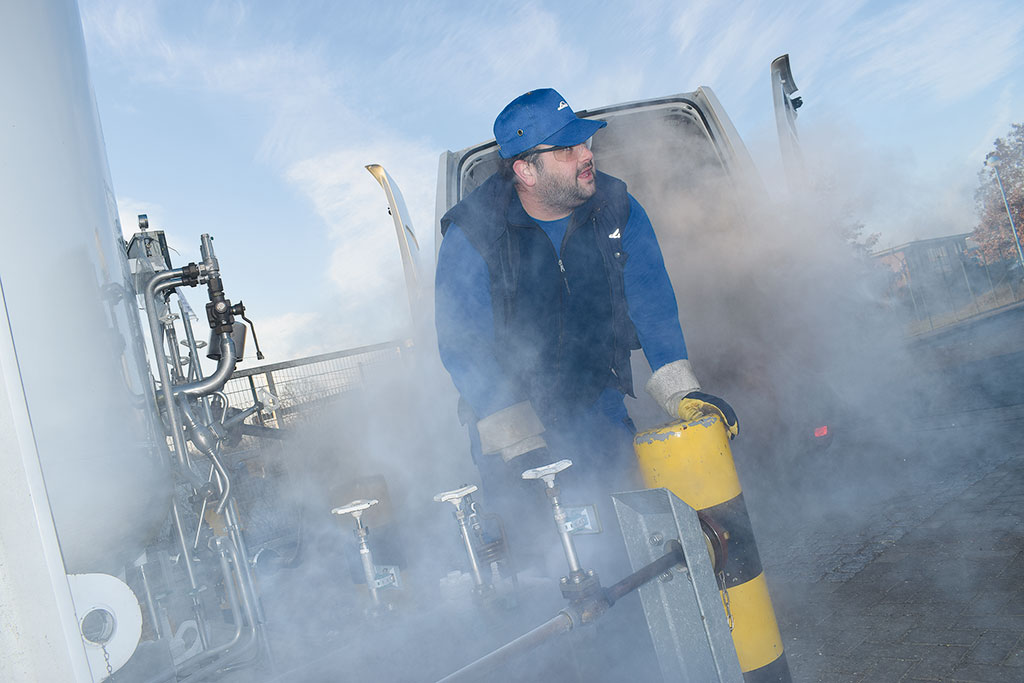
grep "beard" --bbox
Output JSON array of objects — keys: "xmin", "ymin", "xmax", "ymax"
[{"xmin": 535, "ymin": 159, "xmax": 597, "ymax": 214}]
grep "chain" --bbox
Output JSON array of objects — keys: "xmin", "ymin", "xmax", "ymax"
[
  {"xmin": 717, "ymin": 570, "xmax": 735, "ymax": 631},
  {"xmin": 101, "ymin": 643, "xmax": 114, "ymax": 676}
]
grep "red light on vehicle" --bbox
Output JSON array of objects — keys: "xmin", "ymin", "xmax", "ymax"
[{"xmin": 814, "ymin": 425, "xmax": 829, "ymax": 438}]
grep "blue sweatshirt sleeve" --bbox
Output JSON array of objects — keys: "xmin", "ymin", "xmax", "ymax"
[
  {"xmin": 434, "ymin": 224, "xmax": 521, "ymax": 419},
  {"xmin": 622, "ymin": 195, "xmax": 688, "ymax": 370}
]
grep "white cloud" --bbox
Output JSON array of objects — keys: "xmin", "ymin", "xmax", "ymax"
[
  {"xmin": 284, "ymin": 140, "xmax": 437, "ymax": 293},
  {"xmin": 840, "ymin": 1, "xmax": 1024, "ymax": 103},
  {"xmin": 968, "ymin": 84, "xmax": 1016, "ymax": 164}
]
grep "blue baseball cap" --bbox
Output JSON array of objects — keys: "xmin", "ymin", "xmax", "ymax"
[{"xmin": 493, "ymin": 88, "xmax": 606, "ymax": 159}]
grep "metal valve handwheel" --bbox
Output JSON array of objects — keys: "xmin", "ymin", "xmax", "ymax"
[
  {"xmin": 331, "ymin": 499, "xmax": 379, "ymax": 520},
  {"xmin": 521, "ymin": 459, "xmax": 572, "ymax": 486},
  {"xmin": 434, "ymin": 484, "xmax": 478, "ymax": 506}
]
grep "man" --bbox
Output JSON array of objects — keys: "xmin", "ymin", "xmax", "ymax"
[{"xmin": 435, "ymin": 88, "xmax": 736, "ymax": 573}]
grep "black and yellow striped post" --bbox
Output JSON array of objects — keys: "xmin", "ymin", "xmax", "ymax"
[{"xmin": 634, "ymin": 415, "xmax": 791, "ymax": 683}]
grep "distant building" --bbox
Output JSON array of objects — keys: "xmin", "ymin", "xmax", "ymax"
[
  {"xmin": 872, "ymin": 233, "xmax": 1021, "ymax": 330},
  {"xmin": 872, "ymin": 233, "xmax": 971, "ymax": 290}
]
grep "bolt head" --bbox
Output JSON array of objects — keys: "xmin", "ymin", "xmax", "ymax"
[{"xmin": 649, "ymin": 533, "xmax": 664, "ymax": 546}]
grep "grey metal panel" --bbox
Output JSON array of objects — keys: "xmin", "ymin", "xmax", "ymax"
[{"xmin": 613, "ymin": 488, "xmax": 743, "ymax": 683}]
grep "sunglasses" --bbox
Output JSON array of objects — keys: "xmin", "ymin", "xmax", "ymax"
[{"xmin": 523, "ymin": 138, "xmax": 593, "ymax": 163}]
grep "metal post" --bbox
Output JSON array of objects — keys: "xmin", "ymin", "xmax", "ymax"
[
  {"xmin": 989, "ymin": 155, "xmax": 1024, "ymax": 269},
  {"xmin": 959, "ymin": 256, "xmax": 980, "ymax": 316}
]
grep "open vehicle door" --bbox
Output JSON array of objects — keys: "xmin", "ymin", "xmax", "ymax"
[
  {"xmin": 770, "ymin": 54, "xmax": 806, "ymax": 190},
  {"xmin": 366, "ymin": 164, "xmax": 425, "ymax": 334}
]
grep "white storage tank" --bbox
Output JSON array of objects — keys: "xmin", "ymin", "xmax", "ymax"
[{"xmin": 0, "ymin": 0, "xmax": 171, "ymax": 577}]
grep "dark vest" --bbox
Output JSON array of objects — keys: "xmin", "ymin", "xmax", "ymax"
[{"xmin": 441, "ymin": 171, "xmax": 640, "ymax": 423}]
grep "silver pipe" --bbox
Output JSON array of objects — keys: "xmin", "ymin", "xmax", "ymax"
[
  {"xmin": 176, "ymin": 538, "xmax": 248, "ymax": 676},
  {"xmin": 455, "ymin": 509, "xmax": 486, "ymax": 589},
  {"xmin": 436, "ymin": 611, "xmax": 574, "ymax": 683},
  {"xmin": 177, "ymin": 397, "xmax": 232, "ymax": 514},
  {"xmin": 193, "ymin": 464, "xmax": 215, "ymax": 551},
  {"xmin": 200, "ymin": 233, "xmax": 219, "ymax": 270},
  {"xmin": 550, "ymin": 489, "xmax": 582, "ymax": 574},
  {"xmin": 222, "ymin": 403, "xmax": 258, "ymax": 430},
  {"xmin": 171, "ymin": 498, "xmax": 208, "ymax": 647},
  {"xmin": 352, "ymin": 520, "xmax": 381, "ymax": 607},
  {"xmin": 213, "ymin": 391, "xmax": 230, "ymax": 423},
  {"xmin": 174, "ymin": 333, "xmax": 236, "ymax": 398},
  {"xmin": 137, "ymin": 563, "xmax": 163, "ymax": 640},
  {"xmin": 176, "ymin": 293, "xmax": 205, "ymax": 383},
  {"xmin": 171, "ymin": 499, "xmax": 199, "ymax": 592},
  {"xmin": 164, "ymin": 323, "xmax": 186, "ymax": 382},
  {"xmin": 145, "ymin": 270, "xmax": 205, "ymax": 487},
  {"xmin": 180, "ymin": 537, "xmax": 262, "ymax": 682},
  {"xmin": 361, "ymin": 539, "xmax": 380, "ymax": 607},
  {"xmin": 227, "ymin": 498, "xmax": 268, "ymax": 626},
  {"xmin": 226, "ymin": 537, "xmax": 260, "ymax": 643},
  {"xmin": 187, "ymin": 542, "xmax": 262, "ymax": 680}
]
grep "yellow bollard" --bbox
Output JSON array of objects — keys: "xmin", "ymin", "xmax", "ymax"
[{"xmin": 635, "ymin": 415, "xmax": 791, "ymax": 683}]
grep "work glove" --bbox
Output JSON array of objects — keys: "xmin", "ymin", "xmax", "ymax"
[
  {"xmin": 476, "ymin": 401, "xmax": 548, "ymax": 463},
  {"xmin": 677, "ymin": 391, "xmax": 739, "ymax": 439},
  {"xmin": 645, "ymin": 359, "xmax": 739, "ymax": 439}
]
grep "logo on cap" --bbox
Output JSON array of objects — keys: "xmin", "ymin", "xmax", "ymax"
[{"xmin": 557, "ymin": 101, "xmax": 569, "ymax": 111}]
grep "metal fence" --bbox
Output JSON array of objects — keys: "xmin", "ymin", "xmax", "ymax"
[
  {"xmin": 222, "ymin": 339, "xmax": 410, "ymax": 427},
  {"xmin": 893, "ymin": 258, "xmax": 1024, "ymax": 335}
]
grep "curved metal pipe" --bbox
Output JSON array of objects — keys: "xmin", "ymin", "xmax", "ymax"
[
  {"xmin": 177, "ymin": 398, "xmax": 232, "ymax": 514},
  {"xmin": 174, "ymin": 332, "xmax": 237, "ymax": 398},
  {"xmin": 145, "ymin": 270, "xmax": 205, "ymax": 487},
  {"xmin": 181, "ymin": 537, "xmax": 262, "ymax": 683},
  {"xmin": 175, "ymin": 538, "xmax": 250, "ymax": 678},
  {"xmin": 213, "ymin": 391, "xmax": 230, "ymax": 423}
]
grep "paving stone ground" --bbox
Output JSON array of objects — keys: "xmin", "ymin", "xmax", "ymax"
[{"xmin": 754, "ymin": 407, "xmax": 1024, "ymax": 683}]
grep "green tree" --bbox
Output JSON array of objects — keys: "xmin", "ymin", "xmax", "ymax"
[{"xmin": 973, "ymin": 123, "xmax": 1024, "ymax": 264}]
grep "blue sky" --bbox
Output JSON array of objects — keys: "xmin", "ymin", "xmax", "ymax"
[{"xmin": 79, "ymin": 0, "xmax": 1024, "ymax": 363}]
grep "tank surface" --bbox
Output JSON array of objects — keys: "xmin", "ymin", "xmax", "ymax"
[{"xmin": 0, "ymin": 0, "xmax": 171, "ymax": 574}]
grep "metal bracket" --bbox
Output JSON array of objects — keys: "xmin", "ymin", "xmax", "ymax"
[
  {"xmin": 562, "ymin": 504, "xmax": 601, "ymax": 535},
  {"xmin": 612, "ymin": 488, "xmax": 743, "ymax": 683},
  {"xmin": 372, "ymin": 565, "xmax": 401, "ymax": 590}
]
